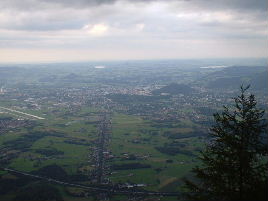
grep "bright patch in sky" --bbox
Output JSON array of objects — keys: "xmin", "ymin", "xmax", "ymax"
[{"xmin": 87, "ymin": 24, "xmax": 108, "ymax": 36}]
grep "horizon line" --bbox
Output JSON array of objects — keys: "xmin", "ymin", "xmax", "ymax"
[{"xmin": 0, "ymin": 57, "xmax": 266, "ymax": 66}]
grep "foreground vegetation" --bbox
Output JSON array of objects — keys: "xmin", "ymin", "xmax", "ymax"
[{"xmin": 184, "ymin": 86, "xmax": 268, "ymax": 201}]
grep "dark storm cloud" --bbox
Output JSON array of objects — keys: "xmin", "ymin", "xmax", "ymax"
[
  {"xmin": 1, "ymin": 0, "xmax": 267, "ymax": 11},
  {"xmin": 44, "ymin": 0, "xmax": 268, "ymax": 11},
  {"xmin": 0, "ymin": 0, "xmax": 116, "ymax": 10},
  {"xmin": 189, "ymin": 0, "xmax": 267, "ymax": 11},
  {"xmin": 41, "ymin": 0, "xmax": 117, "ymax": 7}
]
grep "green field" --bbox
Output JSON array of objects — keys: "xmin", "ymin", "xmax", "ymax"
[
  {"xmin": 0, "ymin": 103, "xmax": 205, "ymax": 200},
  {"xmin": 108, "ymin": 113, "xmax": 203, "ymax": 192}
]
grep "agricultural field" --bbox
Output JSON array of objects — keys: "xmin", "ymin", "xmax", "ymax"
[
  {"xmin": 108, "ymin": 113, "xmax": 203, "ymax": 192},
  {"xmin": 0, "ymin": 60, "xmax": 267, "ymax": 200}
]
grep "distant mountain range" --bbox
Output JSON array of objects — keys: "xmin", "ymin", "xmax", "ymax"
[{"xmin": 200, "ymin": 66, "xmax": 267, "ymax": 90}]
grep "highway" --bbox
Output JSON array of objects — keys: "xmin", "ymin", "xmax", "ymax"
[
  {"xmin": 0, "ymin": 107, "xmax": 180, "ymax": 198},
  {"xmin": 1, "ymin": 167, "xmax": 181, "ymax": 197}
]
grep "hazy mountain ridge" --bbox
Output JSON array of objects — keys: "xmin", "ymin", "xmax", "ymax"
[{"xmin": 198, "ymin": 66, "xmax": 268, "ymax": 90}]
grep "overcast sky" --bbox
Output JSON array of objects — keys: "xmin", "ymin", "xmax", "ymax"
[{"xmin": 0, "ymin": 0, "xmax": 267, "ymax": 63}]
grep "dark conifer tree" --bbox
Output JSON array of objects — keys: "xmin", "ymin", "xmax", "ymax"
[{"xmin": 184, "ymin": 86, "xmax": 268, "ymax": 201}]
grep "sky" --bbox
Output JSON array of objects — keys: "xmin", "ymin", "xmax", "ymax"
[{"xmin": 0, "ymin": 0, "xmax": 267, "ymax": 63}]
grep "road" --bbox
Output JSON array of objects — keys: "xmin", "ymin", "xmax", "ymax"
[
  {"xmin": 96, "ymin": 112, "xmax": 110, "ymax": 184},
  {"xmin": 0, "ymin": 106, "xmax": 45, "ymax": 120},
  {"xmin": 90, "ymin": 111, "xmax": 111, "ymax": 186},
  {"xmin": 91, "ymin": 112, "xmax": 112, "ymax": 200},
  {"xmin": 1, "ymin": 167, "xmax": 181, "ymax": 197},
  {"xmin": 0, "ymin": 107, "xmax": 180, "ymax": 199}
]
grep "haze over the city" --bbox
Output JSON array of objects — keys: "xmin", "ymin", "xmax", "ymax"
[{"xmin": 0, "ymin": 0, "xmax": 267, "ymax": 63}]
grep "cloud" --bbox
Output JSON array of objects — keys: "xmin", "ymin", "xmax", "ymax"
[
  {"xmin": 187, "ymin": 0, "xmax": 267, "ymax": 12},
  {"xmin": 0, "ymin": 0, "xmax": 266, "ymax": 31},
  {"xmin": 0, "ymin": 0, "xmax": 267, "ymax": 62},
  {"xmin": 1, "ymin": 0, "xmax": 267, "ymax": 12}
]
